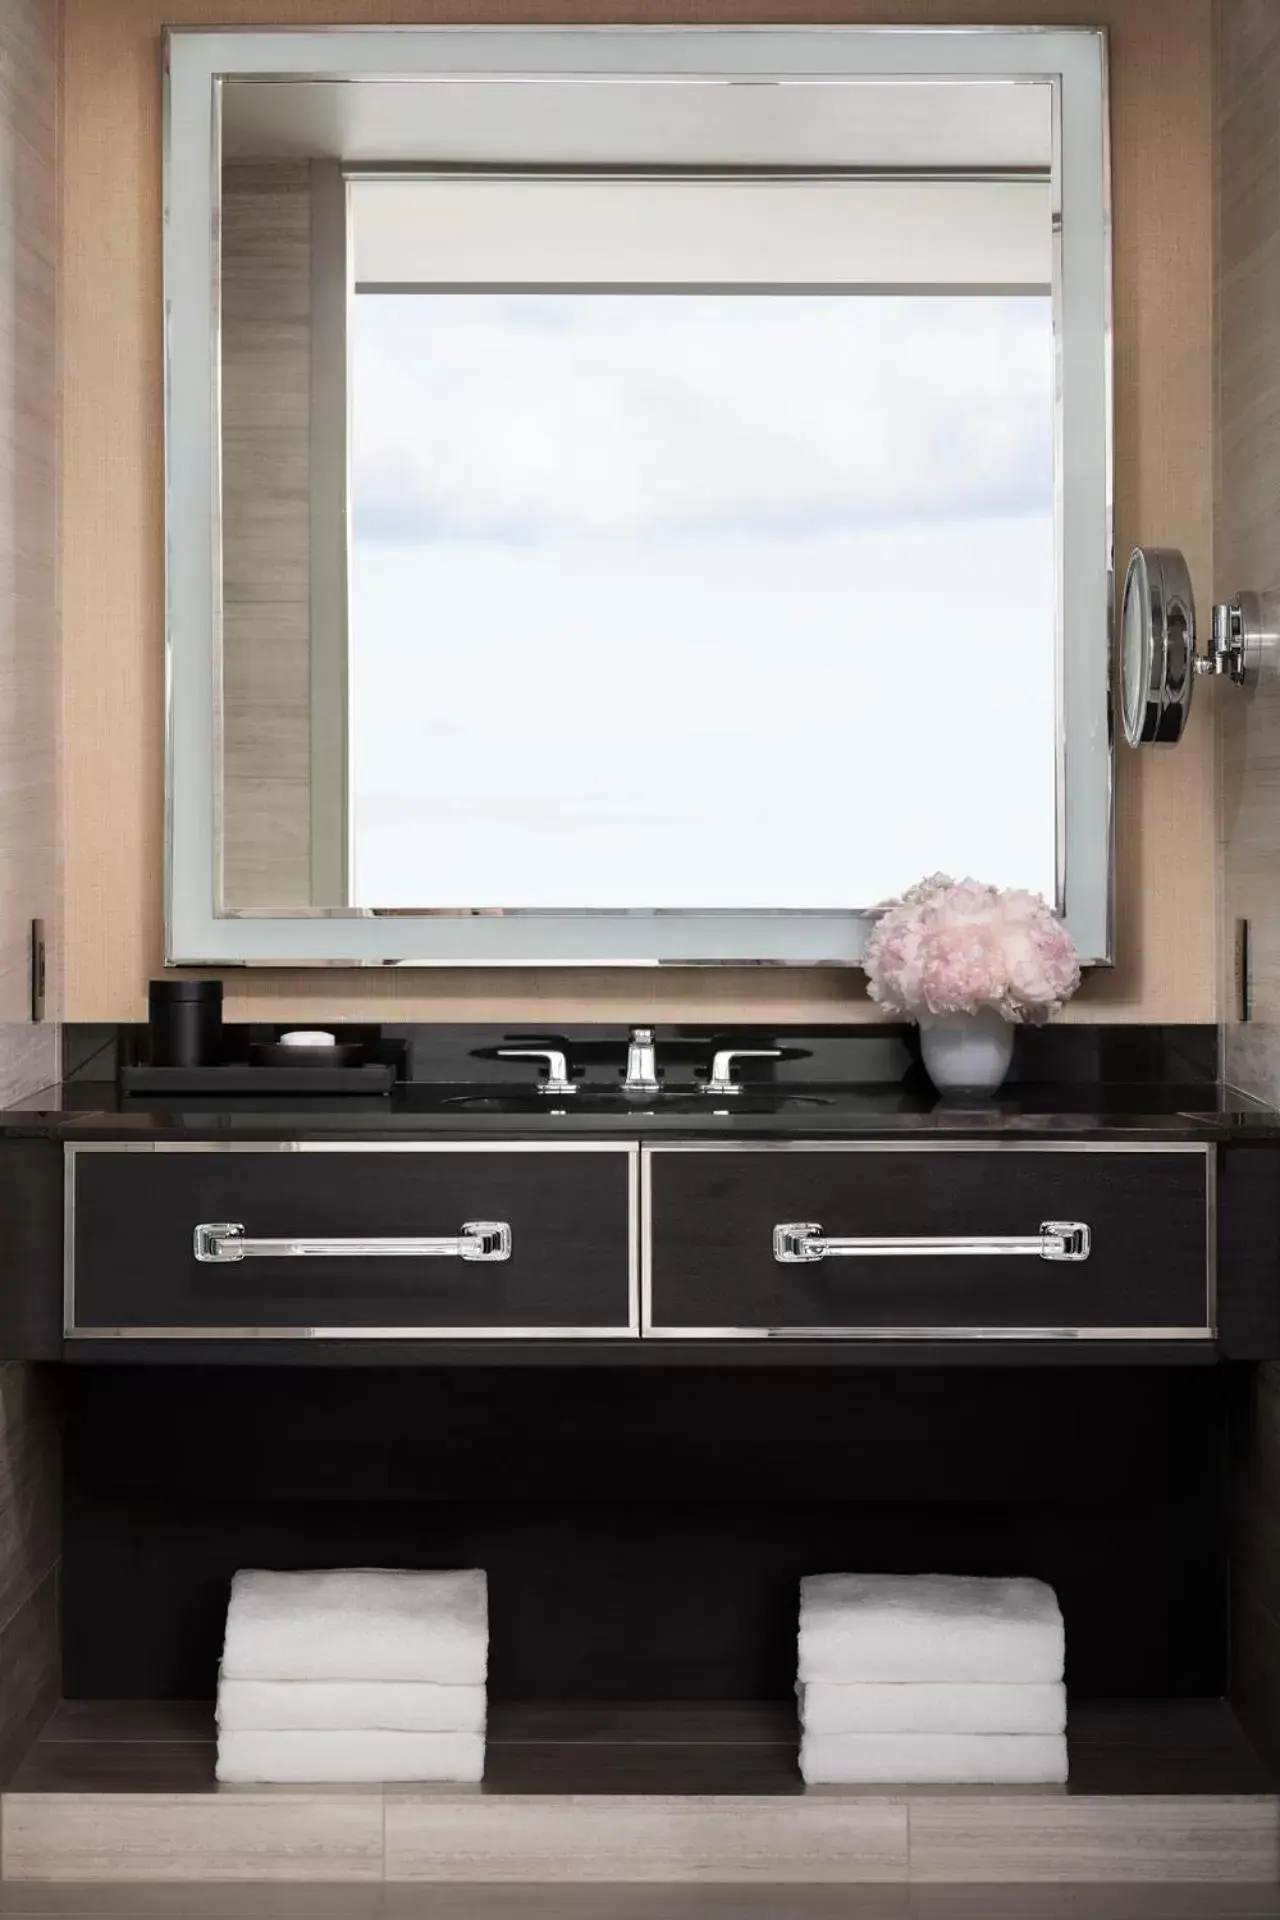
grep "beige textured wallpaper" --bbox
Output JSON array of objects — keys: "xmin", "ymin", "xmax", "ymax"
[
  {"xmin": 1217, "ymin": 0, "xmax": 1280, "ymax": 1772},
  {"xmin": 60, "ymin": 0, "xmax": 1217, "ymax": 1023},
  {"xmin": 1217, "ymin": 0, "xmax": 1280, "ymax": 1099},
  {"xmin": 0, "ymin": 0, "xmax": 59, "ymax": 1082}
]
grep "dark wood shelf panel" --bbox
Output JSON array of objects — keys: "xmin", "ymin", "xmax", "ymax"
[{"xmin": 5, "ymin": 1698, "xmax": 1275, "ymax": 1798}]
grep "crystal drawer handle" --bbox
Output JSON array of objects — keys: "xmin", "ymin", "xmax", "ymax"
[
  {"xmin": 193, "ymin": 1221, "xmax": 512, "ymax": 1264},
  {"xmin": 773, "ymin": 1221, "xmax": 1091, "ymax": 1264}
]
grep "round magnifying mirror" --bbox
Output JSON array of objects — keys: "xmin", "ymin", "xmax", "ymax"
[{"xmin": 1120, "ymin": 546, "xmax": 1198, "ymax": 747}]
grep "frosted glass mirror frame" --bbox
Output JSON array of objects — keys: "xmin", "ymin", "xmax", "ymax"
[{"xmin": 164, "ymin": 25, "xmax": 1114, "ymax": 968}]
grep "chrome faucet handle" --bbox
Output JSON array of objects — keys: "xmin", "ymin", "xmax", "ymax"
[
  {"xmin": 494, "ymin": 1047, "xmax": 577, "ymax": 1095},
  {"xmin": 623, "ymin": 1026, "xmax": 661, "ymax": 1096},
  {"xmin": 702, "ymin": 1047, "xmax": 783, "ymax": 1095}
]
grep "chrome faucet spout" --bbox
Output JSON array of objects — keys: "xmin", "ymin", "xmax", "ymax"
[{"xmin": 622, "ymin": 1026, "xmax": 661, "ymax": 1096}]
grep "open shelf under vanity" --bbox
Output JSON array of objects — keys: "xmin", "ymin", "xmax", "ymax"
[
  {"xmin": 2, "ymin": 1698, "xmax": 1277, "ymax": 1884},
  {"xmin": 6, "ymin": 1696, "xmax": 1277, "ymax": 1797},
  {"xmin": 20, "ymin": 1361, "xmax": 1277, "ymax": 1881}
]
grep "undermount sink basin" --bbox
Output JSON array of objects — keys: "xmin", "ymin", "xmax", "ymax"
[{"xmin": 438, "ymin": 1089, "xmax": 834, "ymax": 1115}]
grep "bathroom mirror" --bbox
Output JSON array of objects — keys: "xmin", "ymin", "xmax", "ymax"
[{"xmin": 165, "ymin": 27, "xmax": 1113, "ymax": 966}]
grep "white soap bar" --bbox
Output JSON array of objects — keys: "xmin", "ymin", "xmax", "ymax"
[{"xmin": 280, "ymin": 1030, "xmax": 336, "ymax": 1048}]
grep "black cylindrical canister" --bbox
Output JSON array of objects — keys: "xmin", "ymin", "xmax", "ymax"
[{"xmin": 148, "ymin": 978, "xmax": 223, "ymax": 1068}]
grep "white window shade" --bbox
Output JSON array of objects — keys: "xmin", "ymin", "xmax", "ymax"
[{"xmin": 349, "ymin": 176, "xmax": 1052, "ymax": 290}]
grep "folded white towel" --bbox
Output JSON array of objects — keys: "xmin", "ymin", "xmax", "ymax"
[
  {"xmin": 215, "ymin": 1729, "xmax": 485, "ymax": 1784},
  {"xmin": 798, "ymin": 1681, "xmax": 1066, "ymax": 1736},
  {"xmin": 799, "ymin": 1574, "xmax": 1064, "ymax": 1684},
  {"xmin": 221, "ymin": 1569, "xmax": 488, "ymax": 1684},
  {"xmin": 800, "ymin": 1730, "xmax": 1068, "ymax": 1785},
  {"xmin": 216, "ymin": 1676, "xmax": 487, "ymax": 1735}
]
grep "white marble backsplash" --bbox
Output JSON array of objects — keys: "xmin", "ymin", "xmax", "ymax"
[{"xmin": 0, "ymin": 1022, "xmax": 59, "ymax": 1111}]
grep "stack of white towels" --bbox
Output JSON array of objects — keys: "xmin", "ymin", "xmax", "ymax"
[
  {"xmin": 798, "ymin": 1573, "xmax": 1067, "ymax": 1785},
  {"xmin": 216, "ymin": 1567, "xmax": 488, "ymax": 1784}
]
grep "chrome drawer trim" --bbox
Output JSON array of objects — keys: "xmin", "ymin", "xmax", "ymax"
[
  {"xmin": 638, "ymin": 1325, "xmax": 1215, "ymax": 1343},
  {"xmin": 65, "ymin": 1326, "xmax": 1213, "ymax": 1344},
  {"xmin": 66, "ymin": 1325, "xmax": 641, "ymax": 1342},
  {"xmin": 64, "ymin": 1140, "xmax": 639, "ymax": 1340},
  {"xmin": 641, "ymin": 1140, "xmax": 1215, "ymax": 1341}
]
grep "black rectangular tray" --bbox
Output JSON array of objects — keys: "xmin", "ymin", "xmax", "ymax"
[{"xmin": 119, "ymin": 1063, "xmax": 395, "ymax": 1097}]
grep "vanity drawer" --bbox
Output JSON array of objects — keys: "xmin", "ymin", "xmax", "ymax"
[
  {"xmin": 643, "ymin": 1144, "xmax": 1213, "ymax": 1339},
  {"xmin": 67, "ymin": 1144, "xmax": 637, "ymax": 1338}
]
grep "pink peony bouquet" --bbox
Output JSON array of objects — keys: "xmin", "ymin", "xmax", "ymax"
[{"xmin": 864, "ymin": 874, "xmax": 1081, "ymax": 1025}]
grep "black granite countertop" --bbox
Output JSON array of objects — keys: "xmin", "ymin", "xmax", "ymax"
[{"xmin": 4, "ymin": 1077, "xmax": 1277, "ymax": 1143}]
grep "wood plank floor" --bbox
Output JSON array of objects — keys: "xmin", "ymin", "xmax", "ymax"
[
  {"xmin": 6, "ymin": 1699, "xmax": 1275, "ymax": 1798},
  {"xmin": 0, "ymin": 1886, "xmax": 1276, "ymax": 1916}
]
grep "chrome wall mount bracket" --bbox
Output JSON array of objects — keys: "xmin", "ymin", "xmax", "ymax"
[
  {"xmin": 1120, "ymin": 547, "xmax": 1280, "ymax": 747},
  {"xmin": 1205, "ymin": 591, "xmax": 1272, "ymax": 687}
]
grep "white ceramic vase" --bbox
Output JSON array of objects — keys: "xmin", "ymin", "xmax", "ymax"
[{"xmin": 918, "ymin": 1006, "xmax": 1015, "ymax": 1096}]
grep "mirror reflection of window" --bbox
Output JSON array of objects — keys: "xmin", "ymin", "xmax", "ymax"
[
  {"xmin": 215, "ymin": 79, "xmax": 1060, "ymax": 922},
  {"xmin": 345, "ymin": 176, "xmax": 1055, "ymax": 912}
]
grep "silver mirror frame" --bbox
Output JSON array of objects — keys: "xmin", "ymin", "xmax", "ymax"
[{"xmin": 164, "ymin": 25, "xmax": 1114, "ymax": 968}]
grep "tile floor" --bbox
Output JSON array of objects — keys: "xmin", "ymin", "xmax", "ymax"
[{"xmin": 0, "ymin": 1886, "xmax": 1275, "ymax": 1917}]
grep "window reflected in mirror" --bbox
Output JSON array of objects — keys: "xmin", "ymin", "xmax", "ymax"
[{"xmin": 217, "ymin": 79, "xmax": 1057, "ymax": 918}]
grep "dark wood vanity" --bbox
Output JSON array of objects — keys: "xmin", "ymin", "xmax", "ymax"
[
  {"xmin": 645, "ymin": 1142, "xmax": 1214, "ymax": 1341},
  {"xmin": 56, "ymin": 1136, "xmax": 1217, "ymax": 1348},
  {"xmin": 67, "ymin": 1143, "xmax": 640, "ymax": 1341},
  {"xmin": 25, "ymin": 1102, "xmax": 1272, "ymax": 1361},
  {"xmin": 0, "ymin": 1022, "xmax": 1278, "ymax": 1881}
]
